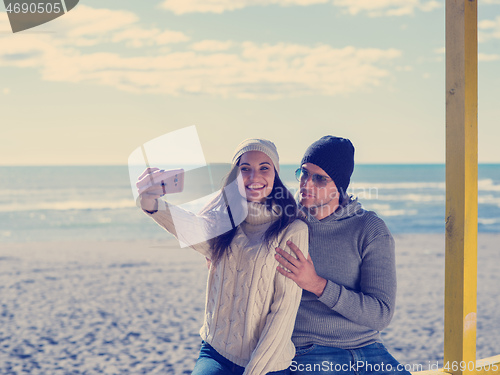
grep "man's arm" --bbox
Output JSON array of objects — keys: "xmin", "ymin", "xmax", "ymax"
[
  {"xmin": 275, "ymin": 241, "xmax": 326, "ymax": 297},
  {"xmin": 276, "ymin": 235, "xmax": 397, "ymax": 332}
]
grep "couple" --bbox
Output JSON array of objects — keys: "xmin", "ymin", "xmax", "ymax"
[{"xmin": 137, "ymin": 136, "xmax": 410, "ymax": 375}]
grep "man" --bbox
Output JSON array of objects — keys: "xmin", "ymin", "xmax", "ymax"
[{"xmin": 275, "ymin": 136, "xmax": 410, "ymax": 375}]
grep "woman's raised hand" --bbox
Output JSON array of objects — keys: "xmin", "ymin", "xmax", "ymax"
[{"xmin": 136, "ymin": 168, "xmax": 168, "ymax": 211}]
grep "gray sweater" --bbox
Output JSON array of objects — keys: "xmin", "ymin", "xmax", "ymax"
[{"xmin": 292, "ymin": 197, "xmax": 396, "ymax": 349}]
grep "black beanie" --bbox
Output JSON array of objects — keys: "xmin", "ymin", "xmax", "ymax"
[{"xmin": 300, "ymin": 136, "xmax": 355, "ymax": 194}]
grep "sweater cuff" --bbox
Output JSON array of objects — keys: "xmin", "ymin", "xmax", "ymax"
[
  {"xmin": 142, "ymin": 199, "xmax": 166, "ymax": 215},
  {"xmin": 317, "ymin": 280, "xmax": 341, "ymax": 309}
]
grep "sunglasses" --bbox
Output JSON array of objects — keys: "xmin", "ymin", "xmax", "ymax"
[{"xmin": 295, "ymin": 168, "xmax": 332, "ymax": 188}]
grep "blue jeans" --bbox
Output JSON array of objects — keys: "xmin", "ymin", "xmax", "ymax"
[
  {"xmin": 290, "ymin": 343, "xmax": 412, "ymax": 375},
  {"xmin": 192, "ymin": 341, "xmax": 291, "ymax": 375}
]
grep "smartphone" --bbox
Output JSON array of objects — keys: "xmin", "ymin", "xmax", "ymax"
[{"xmin": 160, "ymin": 168, "xmax": 184, "ymax": 194}]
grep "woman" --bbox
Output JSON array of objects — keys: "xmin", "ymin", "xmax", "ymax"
[{"xmin": 137, "ymin": 139, "xmax": 308, "ymax": 375}]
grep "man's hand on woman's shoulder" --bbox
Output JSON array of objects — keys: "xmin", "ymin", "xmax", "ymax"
[{"xmin": 275, "ymin": 241, "xmax": 327, "ymax": 297}]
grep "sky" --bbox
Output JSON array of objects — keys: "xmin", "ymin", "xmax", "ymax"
[{"xmin": 1, "ymin": 0, "xmax": 499, "ymax": 165}]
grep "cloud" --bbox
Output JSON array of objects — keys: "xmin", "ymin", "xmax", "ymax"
[
  {"xmin": 159, "ymin": 0, "xmax": 441, "ymax": 16},
  {"xmin": 26, "ymin": 5, "xmax": 191, "ymax": 47},
  {"xmin": 332, "ymin": 0, "xmax": 441, "ymax": 17},
  {"xmin": 159, "ymin": 0, "xmax": 328, "ymax": 15},
  {"xmin": 111, "ymin": 28, "xmax": 190, "ymax": 48},
  {"xmin": 478, "ymin": 53, "xmax": 500, "ymax": 62},
  {"xmin": 0, "ymin": 6, "xmax": 402, "ymax": 99},
  {"xmin": 479, "ymin": 16, "xmax": 500, "ymax": 43},
  {"xmin": 190, "ymin": 40, "xmax": 235, "ymax": 51}
]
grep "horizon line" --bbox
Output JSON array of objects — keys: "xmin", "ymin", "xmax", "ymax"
[{"xmin": 2, "ymin": 162, "xmax": 500, "ymax": 167}]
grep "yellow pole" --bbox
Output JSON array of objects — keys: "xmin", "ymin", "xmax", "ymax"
[{"xmin": 445, "ymin": 0, "xmax": 478, "ymax": 375}]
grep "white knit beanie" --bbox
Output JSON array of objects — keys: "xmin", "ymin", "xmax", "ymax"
[{"xmin": 231, "ymin": 138, "xmax": 280, "ymax": 173}]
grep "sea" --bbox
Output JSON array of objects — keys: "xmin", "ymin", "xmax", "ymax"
[{"xmin": 1, "ymin": 164, "xmax": 500, "ymax": 243}]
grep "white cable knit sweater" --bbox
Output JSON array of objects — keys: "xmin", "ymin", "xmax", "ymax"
[{"xmin": 147, "ymin": 201, "xmax": 309, "ymax": 375}]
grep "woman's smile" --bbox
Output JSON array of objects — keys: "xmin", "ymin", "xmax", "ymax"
[
  {"xmin": 246, "ymin": 183, "xmax": 266, "ymax": 190},
  {"xmin": 239, "ymin": 151, "xmax": 276, "ymax": 203}
]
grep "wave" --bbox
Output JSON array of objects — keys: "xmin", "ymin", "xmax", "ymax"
[
  {"xmin": 364, "ymin": 194, "xmax": 445, "ymax": 203},
  {"xmin": 364, "ymin": 203, "xmax": 392, "ymax": 211},
  {"xmin": 478, "ymin": 218, "xmax": 500, "ymax": 226},
  {"xmin": 478, "ymin": 195, "xmax": 500, "ymax": 207},
  {"xmin": 0, "ymin": 199, "xmax": 136, "ymax": 212},
  {"xmin": 478, "ymin": 179, "xmax": 500, "ymax": 192},
  {"xmin": 1, "ymin": 178, "xmax": 499, "ymax": 213},
  {"xmin": 349, "ymin": 179, "xmax": 500, "ymax": 192},
  {"xmin": 377, "ymin": 209, "xmax": 418, "ymax": 217},
  {"xmin": 349, "ymin": 182, "xmax": 446, "ymax": 190},
  {"xmin": 0, "ymin": 230, "xmax": 12, "ymax": 238}
]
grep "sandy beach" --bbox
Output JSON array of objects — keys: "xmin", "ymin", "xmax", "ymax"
[{"xmin": 1, "ymin": 234, "xmax": 498, "ymax": 374}]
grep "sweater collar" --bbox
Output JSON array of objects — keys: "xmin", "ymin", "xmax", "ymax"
[
  {"xmin": 244, "ymin": 201, "xmax": 281, "ymax": 226},
  {"xmin": 300, "ymin": 195, "xmax": 363, "ymax": 223}
]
